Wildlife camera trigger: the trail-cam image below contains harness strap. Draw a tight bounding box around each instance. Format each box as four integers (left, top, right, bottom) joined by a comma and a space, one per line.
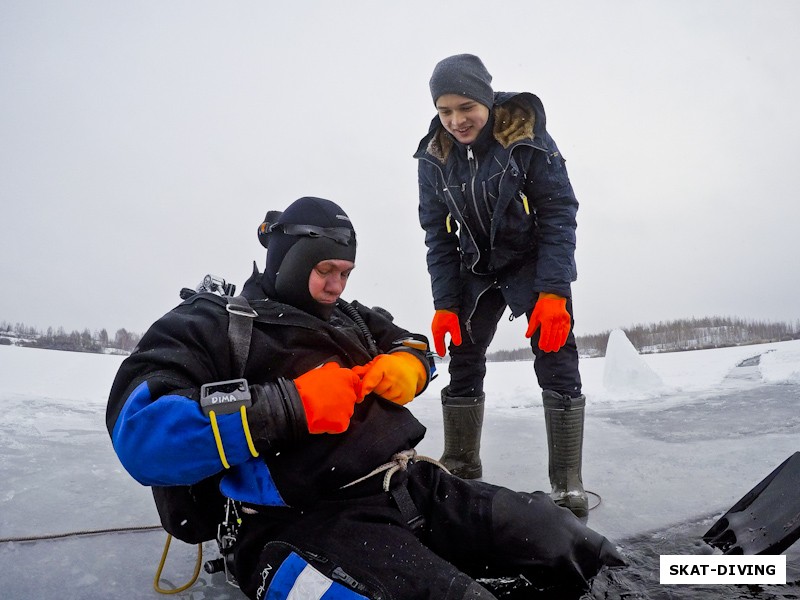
391, 484, 425, 533
226, 295, 257, 377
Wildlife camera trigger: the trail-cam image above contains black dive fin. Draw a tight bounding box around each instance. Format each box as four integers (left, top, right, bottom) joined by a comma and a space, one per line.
703, 451, 800, 555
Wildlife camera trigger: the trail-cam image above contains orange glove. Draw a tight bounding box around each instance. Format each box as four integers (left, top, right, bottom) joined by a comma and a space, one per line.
353, 352, 427, 405
431, 309, 462, 357
525, 293, 571, 352
293, 363, 363, 434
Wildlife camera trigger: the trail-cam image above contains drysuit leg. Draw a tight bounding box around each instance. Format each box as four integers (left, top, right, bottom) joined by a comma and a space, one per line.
406, 463, 624, 594
233, 493, 499, 600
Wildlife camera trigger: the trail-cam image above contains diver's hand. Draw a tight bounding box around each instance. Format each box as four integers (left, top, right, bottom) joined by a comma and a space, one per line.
293, 363, 362, 434
353, 352, 426, 405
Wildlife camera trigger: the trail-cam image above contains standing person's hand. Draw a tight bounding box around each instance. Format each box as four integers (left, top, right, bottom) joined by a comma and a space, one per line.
431, 309, 462, 357
525, 293, 570, 352
293, 363, 363, 434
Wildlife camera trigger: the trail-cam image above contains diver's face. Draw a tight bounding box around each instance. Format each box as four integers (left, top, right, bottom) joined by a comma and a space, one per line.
308, 259, 355, 305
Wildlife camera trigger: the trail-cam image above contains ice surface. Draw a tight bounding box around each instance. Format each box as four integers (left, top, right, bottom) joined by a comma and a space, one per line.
1, 338, 798, 598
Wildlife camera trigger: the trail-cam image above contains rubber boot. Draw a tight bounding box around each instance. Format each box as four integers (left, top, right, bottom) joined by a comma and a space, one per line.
543, 390, 589, 519
440, 389, 485, 479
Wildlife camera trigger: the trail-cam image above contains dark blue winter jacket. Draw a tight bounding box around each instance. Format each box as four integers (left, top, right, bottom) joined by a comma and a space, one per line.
415, 92, 578, 331
106, 269, 430, 509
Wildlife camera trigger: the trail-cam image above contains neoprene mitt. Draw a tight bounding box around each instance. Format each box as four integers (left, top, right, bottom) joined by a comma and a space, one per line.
431, 309, 462, 357
293, 363, 363, 434
353, 352, 427, 406
526, 293, 571, 352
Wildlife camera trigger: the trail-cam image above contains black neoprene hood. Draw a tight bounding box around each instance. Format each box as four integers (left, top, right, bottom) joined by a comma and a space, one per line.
261, 196, 357, 320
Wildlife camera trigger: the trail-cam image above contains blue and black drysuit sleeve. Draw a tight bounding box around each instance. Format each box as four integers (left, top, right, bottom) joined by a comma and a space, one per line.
106, 300, 307, 487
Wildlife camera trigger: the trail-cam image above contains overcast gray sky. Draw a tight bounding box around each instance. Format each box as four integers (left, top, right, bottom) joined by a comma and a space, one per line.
2, 0, 799, 352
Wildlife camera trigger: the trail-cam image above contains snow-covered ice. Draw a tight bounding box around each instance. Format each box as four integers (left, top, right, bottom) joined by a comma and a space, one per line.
1, 333, 798, 598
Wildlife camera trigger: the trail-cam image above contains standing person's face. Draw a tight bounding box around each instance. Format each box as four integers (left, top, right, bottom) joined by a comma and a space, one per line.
435, 94, 490, 145
308, 259, 355, 305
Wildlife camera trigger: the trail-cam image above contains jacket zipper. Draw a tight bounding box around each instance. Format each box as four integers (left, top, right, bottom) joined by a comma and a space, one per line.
490, 140, 545, 237
467, 145, 490, 238
419, 138, 548, 273
465, 279, 497, 340
419, 156, 483, 272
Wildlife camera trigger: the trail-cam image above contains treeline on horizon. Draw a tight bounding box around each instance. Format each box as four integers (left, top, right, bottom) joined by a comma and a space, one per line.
486, 315, 800, 362
2, 315, 800, 359
0, 321, 141, 353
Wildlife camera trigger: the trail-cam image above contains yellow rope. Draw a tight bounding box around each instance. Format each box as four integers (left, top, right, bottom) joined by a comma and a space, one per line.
209, 411, 231, 469
153, 533, 203, 595
239, 405, 260, 458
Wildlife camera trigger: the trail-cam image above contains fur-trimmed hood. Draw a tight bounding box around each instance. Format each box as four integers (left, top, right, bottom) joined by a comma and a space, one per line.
415, 91, 547, 164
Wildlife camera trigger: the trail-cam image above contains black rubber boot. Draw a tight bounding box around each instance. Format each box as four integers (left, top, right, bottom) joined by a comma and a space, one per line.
543, 390, 589, 519
440, 389, 485, 479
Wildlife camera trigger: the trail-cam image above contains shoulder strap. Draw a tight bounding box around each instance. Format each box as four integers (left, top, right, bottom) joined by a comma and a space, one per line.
225, 295, 257, 378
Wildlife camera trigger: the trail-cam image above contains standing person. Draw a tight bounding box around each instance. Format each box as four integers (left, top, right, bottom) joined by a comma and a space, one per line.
107, 196, 622, 599
415, 54, 588, 518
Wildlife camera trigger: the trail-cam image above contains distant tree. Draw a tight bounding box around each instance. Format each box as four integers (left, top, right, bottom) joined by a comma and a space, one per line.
114, 328, 131, 350
114, 328, 140, 352
80, 328, 100, 352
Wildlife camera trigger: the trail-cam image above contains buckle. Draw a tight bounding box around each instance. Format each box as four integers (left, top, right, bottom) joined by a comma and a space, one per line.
200, 378, 252, 416
226, 303, 257, 318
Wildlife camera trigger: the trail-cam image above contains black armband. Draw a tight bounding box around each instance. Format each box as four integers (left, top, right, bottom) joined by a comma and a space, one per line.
245, 378, 308, 452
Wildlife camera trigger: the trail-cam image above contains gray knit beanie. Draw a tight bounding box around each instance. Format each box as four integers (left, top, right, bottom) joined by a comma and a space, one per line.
429, 54, 494, 109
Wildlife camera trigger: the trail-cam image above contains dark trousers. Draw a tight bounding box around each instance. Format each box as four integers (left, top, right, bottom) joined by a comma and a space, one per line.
447, 286, 582, 398
234, 462, 622, 600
